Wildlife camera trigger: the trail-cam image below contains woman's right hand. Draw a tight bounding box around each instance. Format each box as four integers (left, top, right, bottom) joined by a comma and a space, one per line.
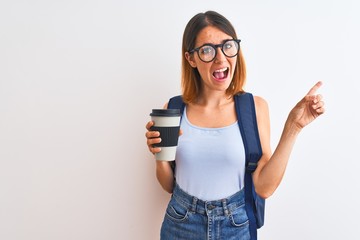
145, 121, 162, 154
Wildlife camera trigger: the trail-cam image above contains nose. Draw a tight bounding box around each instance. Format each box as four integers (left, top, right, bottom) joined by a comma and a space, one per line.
214, 47, 226, 63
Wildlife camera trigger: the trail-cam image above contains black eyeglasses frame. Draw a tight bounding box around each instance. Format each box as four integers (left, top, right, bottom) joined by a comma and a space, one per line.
188, 39, 241, 63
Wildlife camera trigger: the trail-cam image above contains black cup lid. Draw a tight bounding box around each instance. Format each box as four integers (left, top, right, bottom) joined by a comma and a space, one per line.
150, 109, 180, 117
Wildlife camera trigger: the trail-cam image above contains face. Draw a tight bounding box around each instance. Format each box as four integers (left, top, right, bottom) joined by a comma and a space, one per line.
185, 26, 237, 94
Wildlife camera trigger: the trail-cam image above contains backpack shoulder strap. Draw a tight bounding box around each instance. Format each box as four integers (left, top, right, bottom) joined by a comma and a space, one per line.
234, 92, 264, 239
234, 92, 262, 172
167, 95, 185, 115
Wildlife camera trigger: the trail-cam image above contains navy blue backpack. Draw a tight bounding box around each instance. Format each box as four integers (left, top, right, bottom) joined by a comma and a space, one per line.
168, 92, 265, 240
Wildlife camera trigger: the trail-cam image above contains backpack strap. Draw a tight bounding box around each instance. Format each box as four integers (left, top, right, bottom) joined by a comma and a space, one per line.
168, 95, 185, 115
235, 92, 264, 240
234, 93, 262, 172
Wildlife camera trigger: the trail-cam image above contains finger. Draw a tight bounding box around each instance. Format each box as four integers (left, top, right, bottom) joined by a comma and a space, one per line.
149, 146, 162, 154
145, 132, 160, 140
304, 94, 316, 103
316, 106, 325, 114
305, 94, 323, 104
306, 81, 323, 96
146, 137, 158, 146
147, 137, 162, 151
147, 143, 161, 154
315, 102, 325, 114
145, 121, 154, 131
312, 100, 324, 110
313, 94, 323, 104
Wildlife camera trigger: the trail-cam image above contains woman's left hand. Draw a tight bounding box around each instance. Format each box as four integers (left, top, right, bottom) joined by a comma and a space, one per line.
287, 81, 325, 131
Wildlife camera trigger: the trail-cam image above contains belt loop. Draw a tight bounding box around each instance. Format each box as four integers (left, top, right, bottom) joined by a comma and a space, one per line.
222, 199, 229, 216
191, 197, 198, 213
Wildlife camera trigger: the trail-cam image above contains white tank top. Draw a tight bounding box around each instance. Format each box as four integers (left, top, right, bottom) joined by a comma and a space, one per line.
175, 107, 246, 201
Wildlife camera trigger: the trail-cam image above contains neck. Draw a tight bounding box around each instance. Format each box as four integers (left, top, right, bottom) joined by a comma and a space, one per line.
196, 91, 233, 108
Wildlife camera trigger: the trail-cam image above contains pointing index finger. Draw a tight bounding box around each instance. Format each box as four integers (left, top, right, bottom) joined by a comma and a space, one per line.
306, 81, 323, 96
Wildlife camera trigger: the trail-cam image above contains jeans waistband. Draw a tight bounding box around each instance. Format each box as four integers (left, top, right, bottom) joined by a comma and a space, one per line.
172, 183, 245, 217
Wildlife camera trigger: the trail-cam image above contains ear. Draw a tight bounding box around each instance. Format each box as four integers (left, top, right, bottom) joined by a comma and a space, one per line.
185, 52, 197, 68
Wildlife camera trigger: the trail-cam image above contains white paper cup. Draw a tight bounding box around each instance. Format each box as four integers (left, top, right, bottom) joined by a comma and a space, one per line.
150, 109, 181, 161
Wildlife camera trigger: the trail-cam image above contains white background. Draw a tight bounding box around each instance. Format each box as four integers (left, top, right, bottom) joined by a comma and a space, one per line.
0, 0, 359, 239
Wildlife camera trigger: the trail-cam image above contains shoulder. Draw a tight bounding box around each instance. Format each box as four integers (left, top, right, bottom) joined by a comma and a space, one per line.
163, 102, 169, 109
253, 95, 268, 109
253, 95, 269, 118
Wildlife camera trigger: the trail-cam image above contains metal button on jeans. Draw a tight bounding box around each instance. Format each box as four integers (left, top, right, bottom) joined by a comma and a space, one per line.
208, 204, 216, 210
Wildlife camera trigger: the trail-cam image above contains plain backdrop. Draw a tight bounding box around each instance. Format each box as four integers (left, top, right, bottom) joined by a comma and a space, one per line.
1, 0, 359, 239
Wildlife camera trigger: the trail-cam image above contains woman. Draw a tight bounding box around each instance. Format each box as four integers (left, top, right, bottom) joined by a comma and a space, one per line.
145, 10, 324, 240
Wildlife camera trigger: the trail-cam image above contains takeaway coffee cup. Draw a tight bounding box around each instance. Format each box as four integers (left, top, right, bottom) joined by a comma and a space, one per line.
150, 109, 181, 161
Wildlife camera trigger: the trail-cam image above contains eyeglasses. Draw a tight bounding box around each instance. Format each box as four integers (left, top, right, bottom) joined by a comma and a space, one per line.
188, 39, 241, 63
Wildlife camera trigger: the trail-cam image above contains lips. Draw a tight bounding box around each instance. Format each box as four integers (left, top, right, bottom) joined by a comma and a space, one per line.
212, 67, 229, 80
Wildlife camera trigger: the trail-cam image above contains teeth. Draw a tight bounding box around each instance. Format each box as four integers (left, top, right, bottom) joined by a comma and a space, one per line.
214, 67, 228, 73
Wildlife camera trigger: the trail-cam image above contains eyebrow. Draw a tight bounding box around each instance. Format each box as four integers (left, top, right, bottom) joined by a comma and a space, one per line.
196, 38, 233, 48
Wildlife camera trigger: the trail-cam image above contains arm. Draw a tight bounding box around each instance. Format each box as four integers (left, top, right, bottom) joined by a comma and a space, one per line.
145, 120, 175, 193
253, 81, 325, 199
145, 102, 175, 193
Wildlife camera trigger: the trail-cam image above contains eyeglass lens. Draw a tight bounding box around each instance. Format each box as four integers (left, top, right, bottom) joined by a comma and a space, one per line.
197, 40, 239, 62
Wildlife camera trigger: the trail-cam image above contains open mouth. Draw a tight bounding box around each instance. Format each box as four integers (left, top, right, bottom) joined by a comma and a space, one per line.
212, 67, 229, 80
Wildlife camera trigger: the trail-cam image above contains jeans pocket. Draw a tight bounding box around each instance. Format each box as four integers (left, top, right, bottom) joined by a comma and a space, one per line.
229, 204, 249, 228
165, 198, 189, 223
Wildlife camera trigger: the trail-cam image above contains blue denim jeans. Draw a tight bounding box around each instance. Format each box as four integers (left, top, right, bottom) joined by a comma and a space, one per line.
160, 184, 251, 240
